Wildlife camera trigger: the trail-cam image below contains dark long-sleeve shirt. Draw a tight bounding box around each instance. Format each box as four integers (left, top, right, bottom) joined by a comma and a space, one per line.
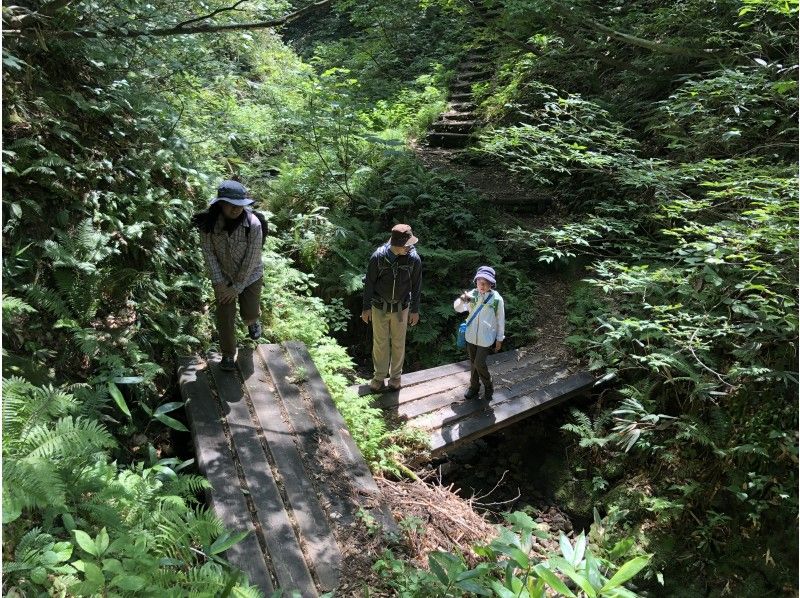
362, 243, 422, 313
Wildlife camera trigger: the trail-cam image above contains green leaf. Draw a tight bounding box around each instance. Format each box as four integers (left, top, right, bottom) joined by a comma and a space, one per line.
428, 552, 450, 586
490, 580, 519, 598
96, 528, 109, 556
154, 413, 189, 432
533, 563, 576, 597
110, 574, 146, 591
31, 566, 48, 584
209, 530, 250, 555
74, 530, 99, 556
107, 382, 131, 418
154, 401, 184, 416
505, 511, 536, 532
601, 555, 651, 591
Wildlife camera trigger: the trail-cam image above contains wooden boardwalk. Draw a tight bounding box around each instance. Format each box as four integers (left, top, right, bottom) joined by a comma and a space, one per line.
178, 342, 396, 597
351, 347, 594, 456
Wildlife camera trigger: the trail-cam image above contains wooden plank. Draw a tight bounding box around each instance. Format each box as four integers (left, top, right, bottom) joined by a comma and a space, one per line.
429, 372, 595, 454
238, 348, 341, 593
411, 365, 570, 430
282, 341, 399, 536
382, 354, 555, 419
178, 358, 274, 593
375, 350, 549, 409
282, 342, 377, 495
208, 356, 317, 597
351, 348, 530, 396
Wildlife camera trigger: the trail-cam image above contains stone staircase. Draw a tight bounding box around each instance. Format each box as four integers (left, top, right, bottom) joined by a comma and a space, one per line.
426, 46, 492, 149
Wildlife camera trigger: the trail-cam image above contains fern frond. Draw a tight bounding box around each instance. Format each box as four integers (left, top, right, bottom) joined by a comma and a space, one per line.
21, 416, 115, 460
4, 458, 67, 510
24, 283, 72, 319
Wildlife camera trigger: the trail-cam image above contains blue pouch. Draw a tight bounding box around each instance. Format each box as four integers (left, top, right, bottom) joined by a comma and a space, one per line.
456, 322, 467, 349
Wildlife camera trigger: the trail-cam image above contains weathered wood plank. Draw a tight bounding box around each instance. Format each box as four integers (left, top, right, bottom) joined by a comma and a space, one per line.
282, 342, 377, 495
374, 351, 549, 410
208, 356, 317, 597
351, 348, 530, 396
238, 348, 341, 593
429, 372, 595, 454
283, 341, 399, 536
411, 366, 570, 430
178, 358, 274, 593
386, 355, 557, 420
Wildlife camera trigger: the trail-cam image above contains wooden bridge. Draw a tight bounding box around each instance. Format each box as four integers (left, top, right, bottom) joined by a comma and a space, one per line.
179, 343, 593, 596
351, 347, 594, 456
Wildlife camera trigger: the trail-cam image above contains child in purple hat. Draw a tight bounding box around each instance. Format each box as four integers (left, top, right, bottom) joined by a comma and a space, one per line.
454, 266, 506, 401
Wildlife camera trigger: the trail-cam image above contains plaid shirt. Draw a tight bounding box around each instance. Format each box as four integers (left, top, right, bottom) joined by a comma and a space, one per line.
200, 211, 263, 294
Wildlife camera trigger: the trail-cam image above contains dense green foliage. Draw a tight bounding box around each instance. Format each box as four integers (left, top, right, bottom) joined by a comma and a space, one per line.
3, 0, 796, 595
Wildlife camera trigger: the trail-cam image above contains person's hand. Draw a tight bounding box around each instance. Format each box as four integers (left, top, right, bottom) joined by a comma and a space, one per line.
216, 285, 237, 304
409, 312, 420, 327
361, 309, 372, 323
494, 340, 503, 352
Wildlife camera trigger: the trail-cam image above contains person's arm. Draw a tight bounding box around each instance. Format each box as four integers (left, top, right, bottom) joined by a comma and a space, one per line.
200, 231, 227, 286
232, 217, 263, 294
495, 295, 506, 351
361, 253, 379, 322
454, 291, 471, 313
409, 255, 422, 314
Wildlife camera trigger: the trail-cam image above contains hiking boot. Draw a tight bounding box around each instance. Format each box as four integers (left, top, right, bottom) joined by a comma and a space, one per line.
220, 355, 236, 371
463, 386, 480, 400
369, 379, 387, 393
248, 321, 262, 340
388, 378, 402, 391
482, 386, 494, 401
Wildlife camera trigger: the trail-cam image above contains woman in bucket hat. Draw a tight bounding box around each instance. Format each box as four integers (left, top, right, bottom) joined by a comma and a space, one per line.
193, 180, 264, 371
454, 265, 506, 401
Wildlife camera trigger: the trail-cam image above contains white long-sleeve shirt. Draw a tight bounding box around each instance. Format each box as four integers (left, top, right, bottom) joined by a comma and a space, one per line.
454, 289, 505, 348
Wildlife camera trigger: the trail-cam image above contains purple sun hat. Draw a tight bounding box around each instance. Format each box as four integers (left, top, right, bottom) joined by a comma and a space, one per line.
209, 180, 255, 207
474, 266, 496, 286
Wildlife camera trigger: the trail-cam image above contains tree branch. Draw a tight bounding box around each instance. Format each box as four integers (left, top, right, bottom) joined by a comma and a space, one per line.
582, 17, 717, 58
4, 0, 334, 39
174, 0, 250, 30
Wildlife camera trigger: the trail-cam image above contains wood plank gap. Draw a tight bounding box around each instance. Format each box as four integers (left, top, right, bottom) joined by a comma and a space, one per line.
239, 348, 341, 593
283, 341, 399, 536
178, 358, 274, 593
209, 355, 317, 597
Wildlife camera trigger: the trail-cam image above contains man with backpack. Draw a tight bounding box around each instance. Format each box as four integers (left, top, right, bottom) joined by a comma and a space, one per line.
361, 224, 422, 392
194, 180, 265, 371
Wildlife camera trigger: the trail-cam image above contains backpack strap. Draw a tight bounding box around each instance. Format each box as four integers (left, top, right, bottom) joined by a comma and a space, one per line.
465, 292, 493, 327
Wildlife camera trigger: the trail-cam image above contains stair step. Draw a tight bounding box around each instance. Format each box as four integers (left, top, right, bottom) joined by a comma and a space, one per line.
431, 121, 478, 134
450, 92, 473, 101
455, 71, 491, 81
441, 110, 476, 119
427, 132, 474, 148
449, 101, 477, 111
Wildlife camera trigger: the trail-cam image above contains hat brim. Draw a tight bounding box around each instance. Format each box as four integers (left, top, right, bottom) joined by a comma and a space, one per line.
209, 197, 254, 207
474, 274, 496, 285
389, 234, 419, 247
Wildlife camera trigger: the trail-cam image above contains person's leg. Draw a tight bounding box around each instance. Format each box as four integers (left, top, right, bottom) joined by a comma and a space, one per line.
388, 308, 409, 388
239, 277, 263, 339
239, 277, 263, 325
473, 345, 493, 399
371, 307, 390, 389
464, 342, 480, 399
215, 290, 238, 369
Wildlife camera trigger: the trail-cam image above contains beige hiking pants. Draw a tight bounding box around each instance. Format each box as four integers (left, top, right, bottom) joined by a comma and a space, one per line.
371, 306, 409, 384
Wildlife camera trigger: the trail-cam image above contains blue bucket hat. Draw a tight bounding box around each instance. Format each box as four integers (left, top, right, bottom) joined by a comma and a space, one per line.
474, 265, 496, 287
209, 180, 254, 207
